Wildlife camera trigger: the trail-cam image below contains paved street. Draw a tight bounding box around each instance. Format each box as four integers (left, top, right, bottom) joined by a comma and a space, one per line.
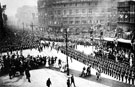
0, 46, 135, 87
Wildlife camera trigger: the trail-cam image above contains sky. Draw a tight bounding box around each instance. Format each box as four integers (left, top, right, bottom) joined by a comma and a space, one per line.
1, 0, 37, 16
1, 0, 135, 16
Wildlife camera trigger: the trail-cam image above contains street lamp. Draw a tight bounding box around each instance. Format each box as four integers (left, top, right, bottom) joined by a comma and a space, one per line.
61, 25, 70, 76
22, 22, 24, 33
89, 29, 93, 44
99, 30, 103, 48
89, 29, 94, 52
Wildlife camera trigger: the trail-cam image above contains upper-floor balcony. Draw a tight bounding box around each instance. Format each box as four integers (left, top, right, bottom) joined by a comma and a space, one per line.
52, 0, 99, 5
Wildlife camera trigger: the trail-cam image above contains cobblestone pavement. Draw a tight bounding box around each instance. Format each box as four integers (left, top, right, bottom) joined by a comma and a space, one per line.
0, 46, 135, 87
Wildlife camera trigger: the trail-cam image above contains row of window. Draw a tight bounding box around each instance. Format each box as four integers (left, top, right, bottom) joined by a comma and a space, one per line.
49, 20, 104, 25
54, 9, 93, 15
118, 2, 129, 7
130, 5, 135, 12
56, 0, 97, 2
118, 18, 135, 23
54, 0, 98, 6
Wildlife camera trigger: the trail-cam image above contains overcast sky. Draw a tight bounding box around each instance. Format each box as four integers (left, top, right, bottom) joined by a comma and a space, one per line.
1, 0, 135, 16
1, 0, 37, 16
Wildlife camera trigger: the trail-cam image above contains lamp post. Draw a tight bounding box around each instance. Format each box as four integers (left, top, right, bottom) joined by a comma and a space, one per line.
22, 22, 24, 33
61, 24, 70, 76
30, 22, 34, 41
66, 28, 69, 76
89, 29, 94, 52
99, 30, 103, 48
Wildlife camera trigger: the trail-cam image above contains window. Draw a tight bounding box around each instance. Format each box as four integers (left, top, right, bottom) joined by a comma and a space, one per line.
69, 17, 74, 20
63, 17, 68, 20
58, 18, 61, 20
88, 2, 91, 5
88, 9, 92, 13
64, 10, 66, 14
75, 21, 80, 24
89, 20, 91, 23
75, 17, 80, 19
76, 9, 79, 14
82, 20, 87, 24
54, 11, 57, 14
69, 9, 72, 14
75, 3, 77, 6
69, 21, 74, 24
64, 4, 66, 7
82, 9, 86, 13
63, 21, 68, 24
57, 10, 61, 15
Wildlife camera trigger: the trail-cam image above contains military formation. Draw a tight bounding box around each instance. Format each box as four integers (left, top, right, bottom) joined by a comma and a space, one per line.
59, 46, 135, 85
0, 37, 135, 86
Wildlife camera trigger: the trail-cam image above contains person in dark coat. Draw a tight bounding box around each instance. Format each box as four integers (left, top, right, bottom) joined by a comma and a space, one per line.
9, 68, 12, 79
25, 68, 31, 82
125, 70, 128, 83
46, 78, 52, 87
67, 78, 70, 87
86, 65, 91, 76
132, 71, 134, 85
70, 74, 76, 87
96, 70, 100, 80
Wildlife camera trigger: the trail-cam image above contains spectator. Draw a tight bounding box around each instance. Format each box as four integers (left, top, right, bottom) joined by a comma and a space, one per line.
70, 74, 76, 87
67, 77, 70, 87
25, 68, 31, 82
46, 78, 52, 87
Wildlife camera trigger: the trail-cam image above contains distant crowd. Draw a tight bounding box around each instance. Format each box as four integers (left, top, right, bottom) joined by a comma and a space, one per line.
0, 35, 135, 86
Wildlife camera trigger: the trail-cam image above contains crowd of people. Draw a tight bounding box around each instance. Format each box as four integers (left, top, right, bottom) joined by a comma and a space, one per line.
80, 64, 91, 77
59, 45, 135, 85
94, 45, 133, 67
0, 33, 135, 86
0, 41, 69, 83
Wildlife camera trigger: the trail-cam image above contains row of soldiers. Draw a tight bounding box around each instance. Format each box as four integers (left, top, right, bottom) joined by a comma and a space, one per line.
92, 56, 135, 85
59, 46, 135, 85
0, 42, 39, 53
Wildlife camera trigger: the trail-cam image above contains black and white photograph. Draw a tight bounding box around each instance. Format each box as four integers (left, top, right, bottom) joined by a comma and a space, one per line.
0, 0, 135, 87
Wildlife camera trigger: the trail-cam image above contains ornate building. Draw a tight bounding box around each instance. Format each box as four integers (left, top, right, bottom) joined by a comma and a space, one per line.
38, 0, 118, 36
117, 0, 135, 39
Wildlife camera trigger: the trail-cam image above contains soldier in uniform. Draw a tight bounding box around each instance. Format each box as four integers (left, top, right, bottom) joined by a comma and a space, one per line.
114, 64, 116, 78
106, 62, 109, 75
118, 67, 121, 81
125, 70, 128, 83
102, 61, 105, 74
86, 64, 91, 76
133, 70, 135, 85
108, 61, 111, 76
111, 64, 114, 77
115, 65, 118, 79
131, 70, 135, 85
67, 78, 70, 87
128, 70, 132, 84
121, 67, 125, 82
104, 61, 107, 74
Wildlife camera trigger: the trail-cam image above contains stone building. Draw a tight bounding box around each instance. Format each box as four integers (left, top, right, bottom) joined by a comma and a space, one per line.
117, 0, 135, 39
38, 0, 118, 36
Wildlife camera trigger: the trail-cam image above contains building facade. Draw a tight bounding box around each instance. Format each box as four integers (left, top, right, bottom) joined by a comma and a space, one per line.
117, 0, 135, 39
38, 0, 118, 36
